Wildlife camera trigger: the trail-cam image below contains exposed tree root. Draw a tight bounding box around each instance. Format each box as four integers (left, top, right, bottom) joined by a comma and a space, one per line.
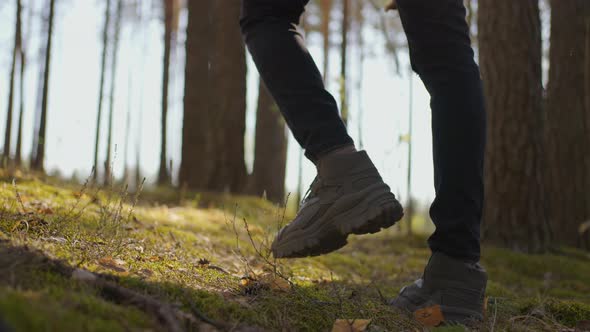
0, 242, 239, 332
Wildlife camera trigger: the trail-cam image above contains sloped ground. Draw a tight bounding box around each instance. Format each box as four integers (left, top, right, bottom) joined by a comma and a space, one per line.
0, 174, 589, 331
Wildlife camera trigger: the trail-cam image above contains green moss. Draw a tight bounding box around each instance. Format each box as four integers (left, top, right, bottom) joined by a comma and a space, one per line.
0, 287, 155, 332
1, 176, 589, 331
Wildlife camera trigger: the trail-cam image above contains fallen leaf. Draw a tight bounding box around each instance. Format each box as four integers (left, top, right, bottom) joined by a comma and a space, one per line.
259, 273, 291, 292
385, 0, 397, 11
98, 257, 128, 273
331, 319, 372, 332
138, 268, 154, 277
240, 277, 252, 287
38, 207, 54, 215
414, 305, 444, 327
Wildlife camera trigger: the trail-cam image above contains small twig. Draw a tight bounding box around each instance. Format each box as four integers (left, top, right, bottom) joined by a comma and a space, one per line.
12, 179, 27, 214
490, 297, 498, 332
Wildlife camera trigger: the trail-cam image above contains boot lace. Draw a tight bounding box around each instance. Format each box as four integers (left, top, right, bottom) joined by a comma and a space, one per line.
300, 176, 322, 209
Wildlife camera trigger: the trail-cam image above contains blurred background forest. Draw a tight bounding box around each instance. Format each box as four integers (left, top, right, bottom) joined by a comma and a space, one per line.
0, 0, 589, 253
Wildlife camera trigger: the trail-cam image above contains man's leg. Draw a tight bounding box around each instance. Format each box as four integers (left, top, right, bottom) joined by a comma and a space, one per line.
399, 0, 486, 264
240, 0, 352, 161
241, 0, 403, 258
390, 0, 487, 323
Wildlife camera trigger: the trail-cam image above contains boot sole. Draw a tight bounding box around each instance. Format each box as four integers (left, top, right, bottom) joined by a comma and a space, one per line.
272, 183, 404, 258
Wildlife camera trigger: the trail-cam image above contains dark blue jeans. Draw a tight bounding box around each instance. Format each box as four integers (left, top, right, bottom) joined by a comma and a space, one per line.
240, 0, 486, 262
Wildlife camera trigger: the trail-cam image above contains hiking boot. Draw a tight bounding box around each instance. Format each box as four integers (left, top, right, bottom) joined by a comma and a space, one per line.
271, 151, 403, 258
390, 252, 487, 324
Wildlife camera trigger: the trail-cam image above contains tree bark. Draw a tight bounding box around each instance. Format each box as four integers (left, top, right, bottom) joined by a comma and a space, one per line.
180, 0, 247, 193
319, 0, 333, 82
104, 0, 123, 185
180, 0, 212, 189
339, 0, 350, 125
545, 0, 590, 248
158, 0, 173, 185
479, 0, 550, 253
251, 80, 288, 204
32, 0, 56, 172
4, 0, 22, 164
93, 0, 111, 180
15, 0, 26, 167
208, 0, 248, 192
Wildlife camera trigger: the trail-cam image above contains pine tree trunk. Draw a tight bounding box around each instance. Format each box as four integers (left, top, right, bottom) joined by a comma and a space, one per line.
180, 0, 247, 193
4, 0, 22, 164
479, 0, 550, 253
545, 0, 590, 248
104, 0, 123, 185
251, 80, 288, 204
320, 0, 333, 82
15, 0, 26, 167
93, 0, 111, 180
179, 0, 212, 189
158, 0, 173, 185
208, 0, 247, 192
339, 0, 350, 125
355, 0, 365, 149
15, 46, 25, 167
32, 0, 56, 172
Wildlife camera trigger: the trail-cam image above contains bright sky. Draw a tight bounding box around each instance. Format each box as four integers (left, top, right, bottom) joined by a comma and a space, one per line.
0, 0, 482, 208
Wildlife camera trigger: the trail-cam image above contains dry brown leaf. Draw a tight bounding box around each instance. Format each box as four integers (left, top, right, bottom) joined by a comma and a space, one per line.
414, 305, 444, 327
259, 273, 291, 292
331, 319, 372, 332
240, 277, 252, 287
38, 207, 54, 215
385, 0, 397, 11
139, 268, 154, 277
98, 257, 128, 273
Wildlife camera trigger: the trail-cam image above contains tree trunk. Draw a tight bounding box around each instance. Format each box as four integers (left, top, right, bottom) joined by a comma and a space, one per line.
406, 70, 414, 236
319, 0, 333, 82
15, 0, 26, 167
208, 0, 247, 192
179, 0, 212, 189
15, 45, 25, 167
478, 0, 550, 253
4, 0, 22, 164
545, 0, 590, 248
32, 0, 56, 172
104, 0, 123, 185
251, 80, 288, 204
339, 0, 350, 125
158, 0, 173, 185
355, 0, 365, 149
93, 0, 111, 180
180, 0, 247, 193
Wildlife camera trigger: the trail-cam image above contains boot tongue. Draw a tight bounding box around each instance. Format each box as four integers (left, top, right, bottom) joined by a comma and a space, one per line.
318, 150, 373, 179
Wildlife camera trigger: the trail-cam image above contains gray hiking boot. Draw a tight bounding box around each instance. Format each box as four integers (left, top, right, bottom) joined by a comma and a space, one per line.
390, 252, 487, 324
271, 151, 403, 258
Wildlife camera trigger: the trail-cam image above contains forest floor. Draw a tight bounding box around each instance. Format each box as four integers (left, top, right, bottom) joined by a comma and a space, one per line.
0, 172, 589, 332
